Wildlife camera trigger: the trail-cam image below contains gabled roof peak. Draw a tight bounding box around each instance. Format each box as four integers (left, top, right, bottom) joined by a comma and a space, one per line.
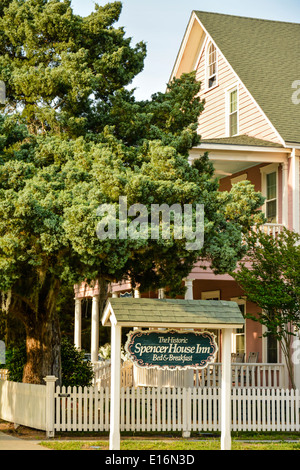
192, 10, 300, 144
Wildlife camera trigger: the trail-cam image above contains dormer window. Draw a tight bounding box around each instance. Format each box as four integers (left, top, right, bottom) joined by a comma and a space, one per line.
207, 42, 217, 89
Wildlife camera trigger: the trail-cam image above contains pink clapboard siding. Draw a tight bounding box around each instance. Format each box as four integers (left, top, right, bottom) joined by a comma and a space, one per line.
196, 46, 281, 144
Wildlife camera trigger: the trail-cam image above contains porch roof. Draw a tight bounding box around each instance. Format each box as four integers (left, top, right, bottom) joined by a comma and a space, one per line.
102, 298, 245, 329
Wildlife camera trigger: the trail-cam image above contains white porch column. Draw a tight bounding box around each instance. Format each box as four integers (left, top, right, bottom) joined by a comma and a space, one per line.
221, 328, 232, 451
91, 295, 100, 363
282, 161, 289, 227
158, 288, 165, 299
74, 298, 82, 350
291, 150, 300, 233
134, 288, 141, 298
109, 317, 122, 450
184, 278, 194, 300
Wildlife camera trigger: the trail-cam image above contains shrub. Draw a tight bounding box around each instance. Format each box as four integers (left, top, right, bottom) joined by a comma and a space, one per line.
3, 339, 94, 386
61, 338, 94, 387
4, 344, 26, 382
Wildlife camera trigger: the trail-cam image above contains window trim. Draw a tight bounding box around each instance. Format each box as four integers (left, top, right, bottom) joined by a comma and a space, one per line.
260, 163, 279, 224
201, 290, 220, 300
225, 85, 239, 137
205, 41, 218, 91
231, 297, 246, 355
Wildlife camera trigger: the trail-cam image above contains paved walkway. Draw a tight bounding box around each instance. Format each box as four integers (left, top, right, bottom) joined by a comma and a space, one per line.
0, 431, 48, 450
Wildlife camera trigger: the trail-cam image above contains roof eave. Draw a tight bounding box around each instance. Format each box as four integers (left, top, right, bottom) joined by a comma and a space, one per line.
106, 321, 244, 329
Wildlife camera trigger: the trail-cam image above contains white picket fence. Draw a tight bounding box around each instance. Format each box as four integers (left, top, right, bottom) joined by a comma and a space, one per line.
1, 377, 299, 437
53, 385, 300, 435
0, 379, 47, 431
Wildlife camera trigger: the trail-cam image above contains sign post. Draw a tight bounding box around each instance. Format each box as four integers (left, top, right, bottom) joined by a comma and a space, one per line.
109, 316, 122, 450
221, 328, 233, 450
101, 298, 244, 452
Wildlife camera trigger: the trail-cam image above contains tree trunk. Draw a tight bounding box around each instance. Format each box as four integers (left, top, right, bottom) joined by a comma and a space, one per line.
10, 278, 62, 385
23, 312, 61, 385
280, 335, 296, 390
98, 277, 109, 320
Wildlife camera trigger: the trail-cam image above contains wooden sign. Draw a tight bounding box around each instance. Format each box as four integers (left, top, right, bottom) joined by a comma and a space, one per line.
125, 329, 218, 370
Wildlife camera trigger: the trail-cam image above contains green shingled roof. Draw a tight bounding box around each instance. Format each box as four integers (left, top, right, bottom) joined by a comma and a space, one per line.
102, 298, 245, 327
200, 135, 283, 147
194, 11, 300, 145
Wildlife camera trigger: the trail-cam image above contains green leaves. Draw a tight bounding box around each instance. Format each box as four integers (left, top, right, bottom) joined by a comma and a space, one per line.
0, 0, 146, 136
233, 228, 300, 337
0, 0, 266, 296
0, 1, 269, 383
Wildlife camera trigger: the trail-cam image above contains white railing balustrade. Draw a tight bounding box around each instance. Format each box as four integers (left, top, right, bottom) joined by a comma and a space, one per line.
94, 360, 133, 388
194, 363, 285, 389
0, 369, 9, 380
257, 223, 284, 237
93, 362, 286, 389
93, 360, 111, 388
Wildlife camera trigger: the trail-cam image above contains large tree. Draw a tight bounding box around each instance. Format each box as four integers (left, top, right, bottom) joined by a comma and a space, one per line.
0, 0, 264, 384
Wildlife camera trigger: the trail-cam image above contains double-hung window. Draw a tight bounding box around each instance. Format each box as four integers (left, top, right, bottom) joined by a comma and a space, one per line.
260, 164, 278, 223
266, 172, 277, 222
231, 297, 246, 356
228, 88, 238, 136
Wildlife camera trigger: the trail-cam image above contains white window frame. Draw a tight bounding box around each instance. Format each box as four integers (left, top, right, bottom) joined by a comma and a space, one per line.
205, 41, 218, 91
260, 163, 279, 224
201, 290, 220, 300
225, 85, 239, 137
231, 297, 246, 355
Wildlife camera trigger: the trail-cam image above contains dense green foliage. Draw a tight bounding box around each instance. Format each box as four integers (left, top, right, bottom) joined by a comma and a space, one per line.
1, 343, 26, 382
0, 1, 264, 383
2, 338, 94, 386
60, 338, 94, 387
233, 228, 300, 388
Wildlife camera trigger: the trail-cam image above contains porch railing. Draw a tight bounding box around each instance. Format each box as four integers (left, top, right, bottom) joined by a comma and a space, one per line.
93, 360, 133, 388
195, 363, 286, 389
259, 223, 284, 237
94, 362, 286, 389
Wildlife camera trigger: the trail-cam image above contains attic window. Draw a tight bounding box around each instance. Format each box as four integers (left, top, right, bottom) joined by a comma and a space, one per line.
207, 42, 217, 89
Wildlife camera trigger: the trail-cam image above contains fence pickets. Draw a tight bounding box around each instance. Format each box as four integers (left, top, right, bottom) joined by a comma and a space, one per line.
52, 386, 300, 434
1, 378, 299, 435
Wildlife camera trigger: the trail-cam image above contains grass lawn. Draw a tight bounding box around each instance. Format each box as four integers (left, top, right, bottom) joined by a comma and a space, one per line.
40, 433, 300, 451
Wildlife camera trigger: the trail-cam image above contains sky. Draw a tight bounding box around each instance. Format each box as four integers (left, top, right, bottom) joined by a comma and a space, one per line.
71, 0, 300, 101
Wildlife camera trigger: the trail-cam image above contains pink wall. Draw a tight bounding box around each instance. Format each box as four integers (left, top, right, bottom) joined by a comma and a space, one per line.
195, 43, 281, 144
193, 279, 263, 362
218, 163, 284, 225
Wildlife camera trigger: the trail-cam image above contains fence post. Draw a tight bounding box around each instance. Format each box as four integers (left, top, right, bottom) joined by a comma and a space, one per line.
44, 376, 57, 438
182, 388, 191, 438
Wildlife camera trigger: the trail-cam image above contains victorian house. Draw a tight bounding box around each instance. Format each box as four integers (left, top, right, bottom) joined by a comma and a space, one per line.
74, 11, 300, 388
